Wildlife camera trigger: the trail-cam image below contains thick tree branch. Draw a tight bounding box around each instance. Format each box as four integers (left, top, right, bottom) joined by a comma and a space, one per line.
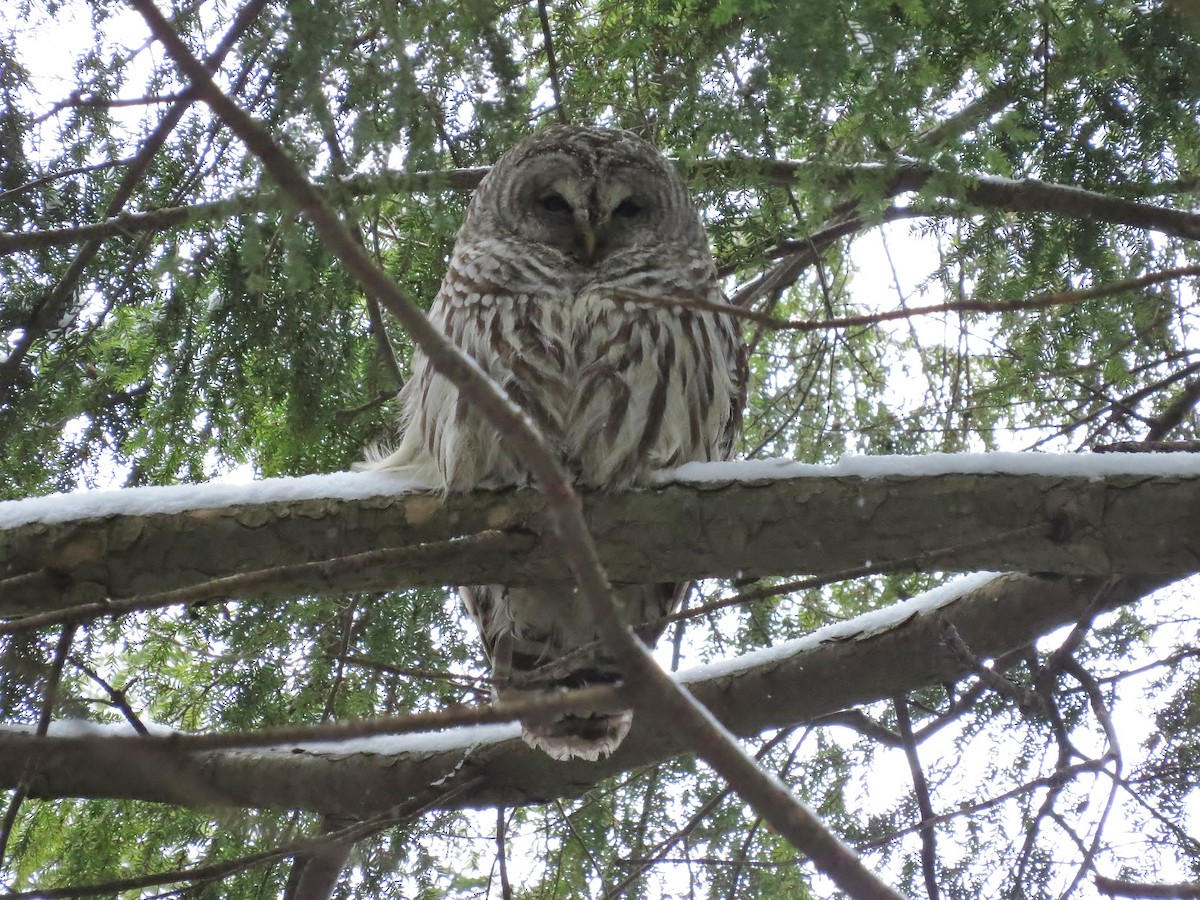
1094, 877, 1200, 898
4, 458, 1200, 618
0, 572, 1170, 816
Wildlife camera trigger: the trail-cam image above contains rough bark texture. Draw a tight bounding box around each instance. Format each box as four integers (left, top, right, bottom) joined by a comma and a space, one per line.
2, 466, 1199, 616
0, 572, 1170, 814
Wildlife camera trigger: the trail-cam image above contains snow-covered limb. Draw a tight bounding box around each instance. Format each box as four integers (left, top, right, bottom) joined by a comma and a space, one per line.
3, 453, 1200, 618
0, 571, 1168, 814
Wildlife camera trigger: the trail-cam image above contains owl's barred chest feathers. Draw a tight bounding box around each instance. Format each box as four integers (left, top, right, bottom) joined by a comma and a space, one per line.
414, 236, 738, 489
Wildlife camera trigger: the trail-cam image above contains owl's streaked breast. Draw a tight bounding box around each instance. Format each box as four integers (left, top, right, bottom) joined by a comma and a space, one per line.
362, 125, 747, 761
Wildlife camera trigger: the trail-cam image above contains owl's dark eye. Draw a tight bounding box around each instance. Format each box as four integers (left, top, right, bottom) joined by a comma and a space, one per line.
539, 193, 571, 214
613, 199, 642, 218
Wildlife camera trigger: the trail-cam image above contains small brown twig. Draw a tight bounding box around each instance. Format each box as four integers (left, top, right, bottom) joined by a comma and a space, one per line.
939, 622, 1052, 719
337, 655, 494, 696
0, 158, 135, 203
536, 0, 568, 124
603, 729, 796, 898
893, 696, 940, 900
0, 625, 76, 870
856, 757, 1112, 853
496, 807, 514, 900
627, 265, 1200, 333
67, 654, 149, 734
33, 91, 186, 125
1055, 656, 1123, 900
658, 524, 1040, 630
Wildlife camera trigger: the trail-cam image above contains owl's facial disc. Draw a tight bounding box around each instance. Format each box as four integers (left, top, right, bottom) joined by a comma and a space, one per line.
507, 148, 662, 265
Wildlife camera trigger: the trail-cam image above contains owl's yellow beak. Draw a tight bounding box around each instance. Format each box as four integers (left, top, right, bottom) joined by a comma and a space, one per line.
572, 208, 600, 263
581, 228, 598, 261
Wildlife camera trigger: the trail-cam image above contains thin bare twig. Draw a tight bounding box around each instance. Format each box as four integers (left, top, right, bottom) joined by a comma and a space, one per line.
496, 807, 514, 900
68, 654, 149, 734
338, 655, 494, 693
655, 524, 1040, 630
604, 729, 797, 898
856, 757, 1112, 852
33, 91, 186, 125
940, 622, 1051, 719
0, 158, 136, 203
0, 625, 76, 870
1056, 657, 1123, 900
536, 0, 568, 124
812, 710, 900, 746
893, 696, 940, 900
628, 266, 1200, 333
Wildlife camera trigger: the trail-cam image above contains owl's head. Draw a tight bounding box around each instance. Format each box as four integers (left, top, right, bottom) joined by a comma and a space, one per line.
470, 126, 704, 266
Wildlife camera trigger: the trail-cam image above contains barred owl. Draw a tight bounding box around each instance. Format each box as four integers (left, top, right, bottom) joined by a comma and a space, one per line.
368, 126, 745, 761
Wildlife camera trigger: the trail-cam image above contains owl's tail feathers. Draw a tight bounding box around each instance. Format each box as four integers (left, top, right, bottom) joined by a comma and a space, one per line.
493, 637, 633, 762
519, 709, 633, 762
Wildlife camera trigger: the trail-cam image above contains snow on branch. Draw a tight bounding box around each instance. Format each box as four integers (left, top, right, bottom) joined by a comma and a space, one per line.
3, 453, 1200, 620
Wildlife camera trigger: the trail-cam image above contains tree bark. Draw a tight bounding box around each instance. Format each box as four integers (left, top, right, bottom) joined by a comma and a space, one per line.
3, 458, 1200, 615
